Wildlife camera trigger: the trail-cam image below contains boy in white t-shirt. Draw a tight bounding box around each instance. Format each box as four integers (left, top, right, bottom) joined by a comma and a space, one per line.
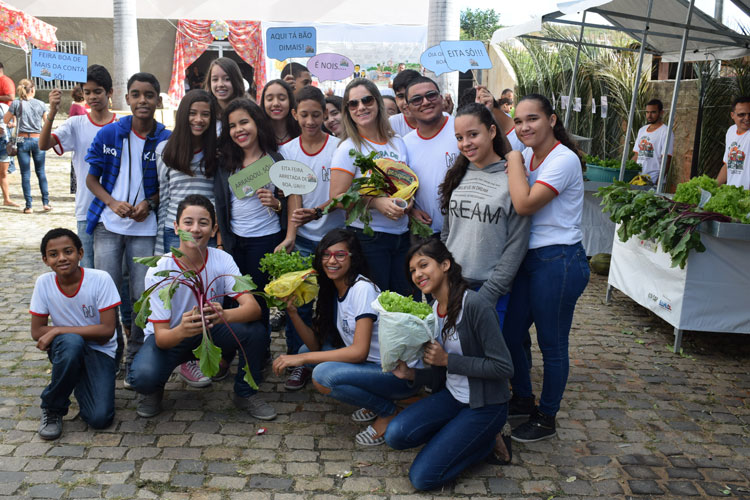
718, 96, 750, 189
279, 86, 343, 387
39, 65, 117, 268
128, 195, 275, 421
632, 99, 674, 184
30, 228, 121, 440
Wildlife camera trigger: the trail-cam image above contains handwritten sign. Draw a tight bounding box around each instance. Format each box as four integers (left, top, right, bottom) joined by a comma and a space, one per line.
269, 160, 317, 195
420, 45, 451, 76
228, 156, 275, 199
266, 27, 316, 61
439, 41, 492, 72
31, 49, 88, 82
307, 53, 353, 82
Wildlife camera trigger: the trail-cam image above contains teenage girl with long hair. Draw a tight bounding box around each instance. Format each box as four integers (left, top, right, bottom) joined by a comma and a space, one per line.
503, 93, 589, 442
204, 58, 245, 116
323, 95, 344, 138
272, 229, 418, 446
260, 79, 300, 146
438, 103, 529, 327
385, 238, 514, 491
329, 78, 411, 296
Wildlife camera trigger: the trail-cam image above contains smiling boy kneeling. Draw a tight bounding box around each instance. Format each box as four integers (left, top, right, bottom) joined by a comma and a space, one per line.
128, 195, 275, 420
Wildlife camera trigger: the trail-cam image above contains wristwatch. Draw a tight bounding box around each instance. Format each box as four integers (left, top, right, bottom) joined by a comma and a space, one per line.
314, 207, 323, 220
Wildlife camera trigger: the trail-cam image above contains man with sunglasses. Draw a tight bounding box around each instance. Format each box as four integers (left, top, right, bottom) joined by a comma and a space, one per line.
402, 77, 459, 239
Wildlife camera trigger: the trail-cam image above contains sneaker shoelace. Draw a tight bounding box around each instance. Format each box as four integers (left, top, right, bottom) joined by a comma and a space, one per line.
42, 412, 60, 426
185, 360, 207, 380
288, 366, 306, 382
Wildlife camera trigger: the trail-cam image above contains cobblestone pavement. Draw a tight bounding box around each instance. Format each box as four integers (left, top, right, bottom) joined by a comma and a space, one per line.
1, 156, 749, 500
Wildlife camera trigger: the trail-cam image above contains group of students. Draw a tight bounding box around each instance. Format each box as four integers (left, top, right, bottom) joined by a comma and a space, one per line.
30, 59, 591, 490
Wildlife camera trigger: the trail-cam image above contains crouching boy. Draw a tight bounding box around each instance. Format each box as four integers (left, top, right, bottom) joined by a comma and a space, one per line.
30, 228, 121, 440
128, 195, 276, 420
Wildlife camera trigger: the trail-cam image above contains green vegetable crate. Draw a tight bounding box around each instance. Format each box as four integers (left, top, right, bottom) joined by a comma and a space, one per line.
585, 164, 639, 183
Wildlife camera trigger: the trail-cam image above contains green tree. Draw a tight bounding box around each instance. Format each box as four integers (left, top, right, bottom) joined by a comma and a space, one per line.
460, 8, 501, 42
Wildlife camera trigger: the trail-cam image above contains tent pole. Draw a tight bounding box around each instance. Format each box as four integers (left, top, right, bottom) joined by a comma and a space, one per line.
564, 11, 586, 129
656, 0, 695, 194
619, 0, 653, 181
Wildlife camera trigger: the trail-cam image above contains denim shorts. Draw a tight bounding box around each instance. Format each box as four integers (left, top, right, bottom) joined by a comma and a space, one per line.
0, 135, 10, 163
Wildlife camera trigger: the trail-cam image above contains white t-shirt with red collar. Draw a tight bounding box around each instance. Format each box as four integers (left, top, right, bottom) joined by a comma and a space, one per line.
506, 128, 525, 152
280, 134, 344, 242
403, 115, 459, 233
52, 113, 118, 221
144, 248, 247, 338
389, 113, 417, 138
522, 142, 584, 249
723, 124, 750, 189
633, 123, 674, 182
29, 268, 121, 357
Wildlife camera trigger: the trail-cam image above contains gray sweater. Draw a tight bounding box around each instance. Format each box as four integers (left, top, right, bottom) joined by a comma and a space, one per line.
441, 160, 530, 305
413, 291, 514, 408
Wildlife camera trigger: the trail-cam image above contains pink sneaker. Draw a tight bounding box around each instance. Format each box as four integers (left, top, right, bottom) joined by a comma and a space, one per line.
179, 360, 211, 388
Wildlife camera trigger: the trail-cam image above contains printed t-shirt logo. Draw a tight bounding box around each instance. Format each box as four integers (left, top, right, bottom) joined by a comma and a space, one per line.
638, 137, 655, 158
728, 142, 746, 172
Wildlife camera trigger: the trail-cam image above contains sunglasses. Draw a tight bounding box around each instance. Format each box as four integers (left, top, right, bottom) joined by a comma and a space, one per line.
322, 250, 351, 262
408, 90, 440, 107
347, 95, 376, 110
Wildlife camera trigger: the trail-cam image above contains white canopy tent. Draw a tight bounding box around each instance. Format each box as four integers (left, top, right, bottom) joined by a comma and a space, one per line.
492, 0, 750, 193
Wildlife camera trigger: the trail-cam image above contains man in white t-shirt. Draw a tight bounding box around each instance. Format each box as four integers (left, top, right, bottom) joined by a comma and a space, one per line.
39, 65, 117, 268
718, 96, 750, 189
30, 228, 121, 440
632, 99, 674, 184
402, 76, 459, 236
389, 69, 421, 137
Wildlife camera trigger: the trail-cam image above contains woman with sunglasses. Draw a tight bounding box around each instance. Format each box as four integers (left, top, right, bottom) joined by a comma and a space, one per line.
272, 229, 418, 446
329, 78, 411, 296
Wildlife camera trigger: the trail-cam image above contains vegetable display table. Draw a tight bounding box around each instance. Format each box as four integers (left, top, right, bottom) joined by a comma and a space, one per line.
582, 182, 650, 256
606, 221, 750, 352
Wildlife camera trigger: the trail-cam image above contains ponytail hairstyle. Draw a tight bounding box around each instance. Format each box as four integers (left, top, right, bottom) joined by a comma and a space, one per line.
213, 98, 277, 177
405, 238, 468, 341
517, 93, 584, 168
162, 90, 217, 177
260, 79, 301, 140
439, 103, 511, 215
311, 229, 372, 347
17, 79, 34, 101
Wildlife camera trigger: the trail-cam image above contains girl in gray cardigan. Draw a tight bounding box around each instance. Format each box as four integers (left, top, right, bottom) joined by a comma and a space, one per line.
386, 238, 514, 490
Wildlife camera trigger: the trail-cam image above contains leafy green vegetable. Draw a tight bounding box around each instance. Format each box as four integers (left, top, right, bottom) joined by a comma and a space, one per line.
133, 255, 162, 267
583, 154, 640, 171
673, 175, 718, 205
192, 330, 222, 378
378, 291, 433, 320
703, 184, 750, 221
259, 251, 312, 279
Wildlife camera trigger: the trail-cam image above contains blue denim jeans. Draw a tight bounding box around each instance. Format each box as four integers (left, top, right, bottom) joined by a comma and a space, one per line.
40, 334, 116, 429
128, 320, 268, 398
76, 220, 95, 269
385, 389, 508, 491
231, 231, 283, 330
502, 242, 589, 416
93, 224, 155, 365
312, 361, 418, 417
284, 235, 318, 355
350, 227, 411, 296
16, 137, 48, 209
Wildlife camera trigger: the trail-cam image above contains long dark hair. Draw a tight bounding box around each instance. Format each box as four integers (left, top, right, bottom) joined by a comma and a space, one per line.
440, 103, 511, 215
204, 57, 245, 108
212, 98, 277, 176
161, 90, 217, 177
405, 238, 468, 341
517, 93, 584, 168
260, 79, 301, 141
311, 229, 372, 347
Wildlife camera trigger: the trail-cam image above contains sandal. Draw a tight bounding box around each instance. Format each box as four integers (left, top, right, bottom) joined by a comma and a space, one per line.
355, 425, 385, 446
351, 407, 377, 423
23, 207, 32, 214
43, 205, 52, 212
486, 423, 513, 465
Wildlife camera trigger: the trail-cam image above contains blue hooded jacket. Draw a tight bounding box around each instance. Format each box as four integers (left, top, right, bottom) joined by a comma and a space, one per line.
85, 115, 171, 234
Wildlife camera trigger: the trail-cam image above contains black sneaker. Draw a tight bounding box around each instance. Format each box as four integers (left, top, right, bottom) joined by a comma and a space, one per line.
508, 395, 536, 418
269, 309, 286, 330
511, 408, 556, 442
38, 409, 63, 440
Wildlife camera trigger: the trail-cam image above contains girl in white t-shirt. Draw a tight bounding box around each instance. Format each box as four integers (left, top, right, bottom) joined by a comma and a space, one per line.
271, 229, 417, 446
204, 58, 245, 117
261, 79, 300, 146
504, 94, 590, 443
324, 96, 344, 138
329, 78, 412, 296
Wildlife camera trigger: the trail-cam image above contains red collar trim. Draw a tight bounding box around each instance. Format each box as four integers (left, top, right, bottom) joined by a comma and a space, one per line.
87, 112, 117, 128
172, 249, 208, 274
361, 134, 387, 145
506, 128, 515, 136
132, 129, 147, 140
300, 134, 330, 156
417, 116, 449, 140
530, 141, 561, 171
56, 267, 84, 298
405, 116, 417, 130
437, 306, 447, 318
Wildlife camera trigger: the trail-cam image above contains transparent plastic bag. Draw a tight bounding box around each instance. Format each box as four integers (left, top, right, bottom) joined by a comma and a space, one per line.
372, 295, 437, 372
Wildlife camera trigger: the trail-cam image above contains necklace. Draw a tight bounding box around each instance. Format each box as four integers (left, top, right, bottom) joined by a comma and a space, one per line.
276, 132, 290, 144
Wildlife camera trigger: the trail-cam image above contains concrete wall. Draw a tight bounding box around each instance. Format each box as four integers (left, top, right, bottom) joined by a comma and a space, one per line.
0, 18, 177, 110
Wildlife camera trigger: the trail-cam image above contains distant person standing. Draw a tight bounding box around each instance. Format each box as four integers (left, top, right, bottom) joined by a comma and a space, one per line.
281, 62, 312, 92
3, 79, 50, 213
69, 86, 87, 116
0, 62, 15, 106
501, 88, 514, 116
717, 96, 750, 189
632, 99, 674, 184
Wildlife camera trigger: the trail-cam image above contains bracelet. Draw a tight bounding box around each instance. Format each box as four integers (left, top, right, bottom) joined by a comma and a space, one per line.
272, 200, 282, 213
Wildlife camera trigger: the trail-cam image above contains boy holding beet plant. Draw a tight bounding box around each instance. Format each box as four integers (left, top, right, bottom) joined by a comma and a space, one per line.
128, 194, 276, 420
